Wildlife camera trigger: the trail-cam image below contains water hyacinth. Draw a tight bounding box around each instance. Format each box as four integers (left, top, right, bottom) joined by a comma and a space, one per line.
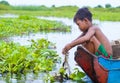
0, 38, 60, 74
0, 15, 70, 37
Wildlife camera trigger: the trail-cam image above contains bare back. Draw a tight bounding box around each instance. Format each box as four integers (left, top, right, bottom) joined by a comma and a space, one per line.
82, 25, 112, 55
92, 26, 112, 55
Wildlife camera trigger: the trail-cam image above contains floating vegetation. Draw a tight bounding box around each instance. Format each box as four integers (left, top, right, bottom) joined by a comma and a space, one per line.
0, 38, 85, 82
0, 38, 60, 74
45, 67, 85, 83
0, 15, 70, 37
44, 54, 86, 83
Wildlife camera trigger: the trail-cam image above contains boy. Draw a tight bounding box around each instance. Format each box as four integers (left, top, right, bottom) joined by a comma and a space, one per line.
62, 7, 112, 59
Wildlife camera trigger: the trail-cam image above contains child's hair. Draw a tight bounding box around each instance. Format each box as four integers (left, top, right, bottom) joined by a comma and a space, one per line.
73, 7, 92, 22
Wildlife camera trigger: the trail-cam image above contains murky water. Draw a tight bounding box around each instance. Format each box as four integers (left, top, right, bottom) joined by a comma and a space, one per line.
1, 15, 120, 83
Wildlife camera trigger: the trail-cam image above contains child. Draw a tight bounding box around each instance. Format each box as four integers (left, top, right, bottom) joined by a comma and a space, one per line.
62, 7, 112, 59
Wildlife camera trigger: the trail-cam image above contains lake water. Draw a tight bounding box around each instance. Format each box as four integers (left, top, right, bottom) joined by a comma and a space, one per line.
9, 16, 120, 69
1, 15, 120, 83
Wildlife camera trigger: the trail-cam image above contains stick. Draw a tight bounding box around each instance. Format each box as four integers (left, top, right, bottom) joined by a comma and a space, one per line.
62, 53, 71, 77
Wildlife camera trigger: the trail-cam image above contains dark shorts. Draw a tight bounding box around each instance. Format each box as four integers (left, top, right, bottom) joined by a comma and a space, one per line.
95, 44, 112, 59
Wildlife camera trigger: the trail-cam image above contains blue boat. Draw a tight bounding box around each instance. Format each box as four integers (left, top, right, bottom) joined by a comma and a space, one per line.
75, 46, 120, 83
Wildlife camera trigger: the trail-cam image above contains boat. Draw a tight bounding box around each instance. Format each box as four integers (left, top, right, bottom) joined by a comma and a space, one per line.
74, 46, 120, 83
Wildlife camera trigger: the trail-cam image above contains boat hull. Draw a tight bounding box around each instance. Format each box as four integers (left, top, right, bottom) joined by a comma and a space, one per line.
75, 46, 120, 83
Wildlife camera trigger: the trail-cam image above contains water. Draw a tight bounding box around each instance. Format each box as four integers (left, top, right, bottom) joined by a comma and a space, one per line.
9, 16, 120, 69
1, 15, 120, 83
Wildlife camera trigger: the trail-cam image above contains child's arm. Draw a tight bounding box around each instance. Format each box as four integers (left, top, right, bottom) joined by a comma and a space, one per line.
72, 32, 85, 42
62, 33, 84, 54
62, 27, 96, 54
70, 27, 95, 47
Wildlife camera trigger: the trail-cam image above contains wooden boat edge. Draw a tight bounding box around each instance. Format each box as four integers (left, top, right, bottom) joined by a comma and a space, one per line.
74, 46, 108, 83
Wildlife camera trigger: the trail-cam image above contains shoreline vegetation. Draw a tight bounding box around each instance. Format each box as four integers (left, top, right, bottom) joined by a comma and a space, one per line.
0, 5, 120, 21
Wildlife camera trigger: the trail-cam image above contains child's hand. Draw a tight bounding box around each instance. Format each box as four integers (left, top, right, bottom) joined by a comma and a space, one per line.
62, 43, 72, 55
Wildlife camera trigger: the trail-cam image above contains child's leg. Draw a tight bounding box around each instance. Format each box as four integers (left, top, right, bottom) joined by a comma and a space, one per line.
90, 36, 101, 52
90, 36, 112, 59
83, 41, 95, 54
83, 36, 100, 54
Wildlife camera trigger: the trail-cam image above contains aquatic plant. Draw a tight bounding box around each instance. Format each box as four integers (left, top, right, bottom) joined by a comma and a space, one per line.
0, 38, 60, 74
0, 15, 70, 37
46, 67, 85, 83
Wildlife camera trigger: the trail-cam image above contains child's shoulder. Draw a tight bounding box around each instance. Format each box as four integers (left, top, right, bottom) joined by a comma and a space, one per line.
91, 25, 99, 28
90, 25, 101, 30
